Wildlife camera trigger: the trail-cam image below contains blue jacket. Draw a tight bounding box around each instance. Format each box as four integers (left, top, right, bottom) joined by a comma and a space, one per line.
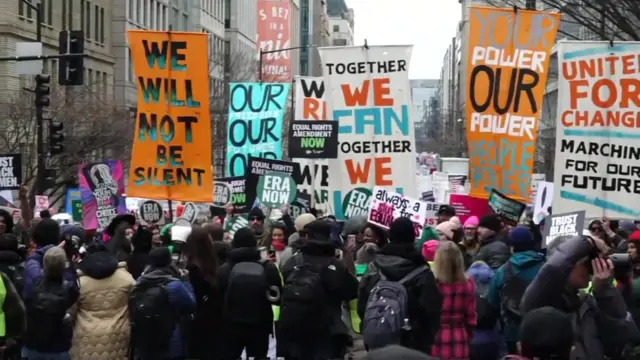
467, 261, 502, 346
488, 250, 545, 342
136, 267, 196, 360
24, 245, 78, 298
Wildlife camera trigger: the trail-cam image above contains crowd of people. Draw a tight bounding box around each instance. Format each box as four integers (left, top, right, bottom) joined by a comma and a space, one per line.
0, 188, 639, 360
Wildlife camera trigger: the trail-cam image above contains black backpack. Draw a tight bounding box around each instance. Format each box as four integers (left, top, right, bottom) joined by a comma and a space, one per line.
223, 259, 269, 324
501, 262, 535, 321
129, 276, 179, 356
475, 284, 497, 329
279, 254, 330, 338
26, 279, 70, 345
0, 263, 24, 297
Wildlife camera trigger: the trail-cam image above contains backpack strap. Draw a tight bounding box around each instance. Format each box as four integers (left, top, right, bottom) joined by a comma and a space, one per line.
398, 265, 429, 285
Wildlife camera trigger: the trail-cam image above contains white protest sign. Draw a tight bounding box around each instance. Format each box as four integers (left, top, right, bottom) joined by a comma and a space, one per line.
367, 186, 428, 239
533, 181, 553, 225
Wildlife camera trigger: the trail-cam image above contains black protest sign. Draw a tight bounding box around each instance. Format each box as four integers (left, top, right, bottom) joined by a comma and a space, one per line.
290, 191, 311, 219
292, 162, 330, 205
213, 181, 233, 207
488, 188, 526, 226
288, 120, 339, 159
421, 191, 435, 202
542, 210, 585, 246
0, 154, 22, 190
217, 176, 250, 213
247, 156, 300, 210
139, 200, 164, 225
181, 202, 198, 223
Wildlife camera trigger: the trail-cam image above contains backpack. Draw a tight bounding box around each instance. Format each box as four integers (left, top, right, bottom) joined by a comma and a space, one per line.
25, 279, 70, 345
362, 265, 428, 349
475, 283, 497, 329
0, 263, 24, 297
223, 259, 269, 324
501, 262, 535, 321
279, 254, 330, 338
129, 276, 179, 356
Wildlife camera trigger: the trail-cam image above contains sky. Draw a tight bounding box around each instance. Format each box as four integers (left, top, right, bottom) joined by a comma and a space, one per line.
345, 0, 462, 80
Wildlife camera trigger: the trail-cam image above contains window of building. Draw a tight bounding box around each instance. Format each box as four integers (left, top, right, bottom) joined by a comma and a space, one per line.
137, 0, 142, 23
173, 8, 179, 29
94, 5, 100, 41
62, 0, 67, 29
127, 0, 133, 20
102, 72, 108, 100
182, 14, 188, 30
100, 8, 105, 43
85, 1, 91, 39
333, 24, 339, 32
144, 0, 150, 27
68, 0, 73, 29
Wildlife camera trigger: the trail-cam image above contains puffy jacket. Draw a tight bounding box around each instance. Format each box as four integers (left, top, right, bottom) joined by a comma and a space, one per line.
24, 245, 78, 298
475, 235, 511, 270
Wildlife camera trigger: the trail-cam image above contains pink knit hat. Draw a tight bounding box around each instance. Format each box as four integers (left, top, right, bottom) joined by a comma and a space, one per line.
436, 220, 459, 240
422, 240, 439, 262
464, 215, 480, 229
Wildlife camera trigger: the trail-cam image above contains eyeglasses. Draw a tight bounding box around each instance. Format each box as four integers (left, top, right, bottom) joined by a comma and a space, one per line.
590, 227, 603, 232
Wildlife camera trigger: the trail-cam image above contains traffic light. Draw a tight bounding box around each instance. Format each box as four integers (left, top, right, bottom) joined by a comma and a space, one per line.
58, 30, 84, 86
49, 121, 64, 155
42, 168, 57, 190
35, 74, 50, 107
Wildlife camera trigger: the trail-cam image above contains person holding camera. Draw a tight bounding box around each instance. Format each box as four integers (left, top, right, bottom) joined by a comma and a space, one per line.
521, 234, 637, 360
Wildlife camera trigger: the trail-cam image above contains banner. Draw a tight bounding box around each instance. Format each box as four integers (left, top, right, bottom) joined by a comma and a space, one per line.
368, 187, 427, 238
294, 76, 327, 120
466, 7, 560, 201
291, 163, 331, 213
449, 194, 491, 224
319, 45, 417, 220
554, 41, 640, 218
128, 30, 213, 202
258, 0, 292, 82
65, 188, 81, 213
542, 210, 585, 246
488, 188, 526, 226
79, 160, 127, 230
0, 154, 21, 190
227, 83, 290, 177
288, 120, 339, 158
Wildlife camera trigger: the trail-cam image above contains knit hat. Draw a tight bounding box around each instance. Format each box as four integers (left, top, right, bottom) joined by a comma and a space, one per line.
507, 225, 535, 252
389, 217, 416, 244
31, 218, 61, 247
448, 216, 461, 228
422, 240, 439, 262
232, 227, 257, 248
365, 345, 436, 360
479, 214, 502, 233
356, 243, 379, 264
148, 246, 172, 268
303, 220, 332, 242
294, 213, 316, 232
464, 216, 480, 229
436, 220, 459, 240
630, 230, 640, 242
520, 306, 574, 358
248, 207, 265, 220
620, 220, 637, 233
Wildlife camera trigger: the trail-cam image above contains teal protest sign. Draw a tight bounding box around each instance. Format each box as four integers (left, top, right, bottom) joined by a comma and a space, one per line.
257, 172, 297, 208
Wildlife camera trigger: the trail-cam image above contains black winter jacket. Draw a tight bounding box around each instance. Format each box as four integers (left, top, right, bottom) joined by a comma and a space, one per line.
475, 234, 511, 270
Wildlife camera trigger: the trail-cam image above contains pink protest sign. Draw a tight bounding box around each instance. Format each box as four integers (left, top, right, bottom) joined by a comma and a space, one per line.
449, 194, 490, 224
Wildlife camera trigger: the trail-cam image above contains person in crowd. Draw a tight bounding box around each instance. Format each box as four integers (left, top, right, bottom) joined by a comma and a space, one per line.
365, 345, 437, 360
24, 219, 77, 298
436, 205, 456, 224
24, 247, 77, 360
416, 226, 439, 253
0, 208, 15, 236
247, 207, 272, 248
342, 215, 368, 254
71, 240, 135, 360
151, 226, 163, 248
475, 215, 511, 270
271, 221, 288, 261
105, 214, 136, 262
126, 226, 153, 280
131, 247, 195, 360
281, 220, 358, 359
590, 218, 628, 253
431, 241, 477, 360
358, 217, 443, 355
355, 242, 378, 277
488, 225, 545, 353
217, 228, 281, 360
467, 261, 500, 360
422, 240, 439, 266
502, 307, 574, 360
462, 216, 480, 256
294, 213, 316, 236
204, 222, 229, 264
521, 235, 635, 360
363, 224, 388, 249
0, 228, 27, 297
277, 232, 302, 269
0, 230, 26, 360
436, 218, 461, 242
183, 227, 223, 360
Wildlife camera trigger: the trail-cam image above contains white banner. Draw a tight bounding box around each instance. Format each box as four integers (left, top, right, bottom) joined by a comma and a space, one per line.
319, 45, 417, 220
554, 41, 640, 218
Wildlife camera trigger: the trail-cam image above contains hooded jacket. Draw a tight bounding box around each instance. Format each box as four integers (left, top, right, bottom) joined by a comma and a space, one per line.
358, 243, 443, 354
24, 245, 78, 298
467, 261, 501, 345
475, 233, 511, 270
126, 229, 153, 280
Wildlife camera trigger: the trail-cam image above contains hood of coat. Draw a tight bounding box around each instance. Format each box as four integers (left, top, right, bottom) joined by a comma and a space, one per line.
374, 243, 426, 281
467, 261, 494, 285
78, 251, 121, 279
299, 238, 336, 257
227, 247, 261, 263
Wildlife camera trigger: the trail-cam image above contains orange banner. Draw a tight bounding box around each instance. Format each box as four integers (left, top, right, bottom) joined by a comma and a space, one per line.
258, 0, 292, 82
466, 6, 560, 201
127, 31, 213, 202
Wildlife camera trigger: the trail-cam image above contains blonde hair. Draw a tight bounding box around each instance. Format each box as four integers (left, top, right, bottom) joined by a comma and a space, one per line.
433, 241, 467, 284
43, 247, 67, 280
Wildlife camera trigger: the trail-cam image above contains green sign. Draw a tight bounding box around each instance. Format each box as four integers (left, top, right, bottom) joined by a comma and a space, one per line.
224, 214, 249, 238
257, 172, 297, 208
71, 200, 83, 222
342, 187, 372, 219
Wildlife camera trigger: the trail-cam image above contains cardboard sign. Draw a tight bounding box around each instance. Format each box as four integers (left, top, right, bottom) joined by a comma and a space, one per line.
180, 202, 198, 224
288, 120, 339, 159
542, 210, 585, 245
0, 154, 22, 191
367, 186, 428, 239
213, 181, 233, 207
139, 200, 164, 225
217, 176, 249, 213
423, 201, 443, 227
257, 172, 297, 208
488, 188, 526, 226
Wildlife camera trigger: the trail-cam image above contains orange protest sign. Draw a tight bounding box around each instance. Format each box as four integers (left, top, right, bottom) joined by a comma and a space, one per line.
127, 31, 213, 202
466, 7, 559, 201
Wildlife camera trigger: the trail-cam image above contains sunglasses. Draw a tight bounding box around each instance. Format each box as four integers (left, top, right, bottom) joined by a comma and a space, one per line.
590, 227, 603, 232
250, 217, 262, 222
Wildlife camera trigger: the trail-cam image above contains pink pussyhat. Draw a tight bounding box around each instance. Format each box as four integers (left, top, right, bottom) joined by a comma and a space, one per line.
464, 216, 480, 229
422, 240, 439, 262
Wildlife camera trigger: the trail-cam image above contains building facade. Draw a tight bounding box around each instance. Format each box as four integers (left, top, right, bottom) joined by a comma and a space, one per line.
411, 79, 438, 152
225, 0, 258, 81
327, 0, 353, 46
300, 0, 331, 76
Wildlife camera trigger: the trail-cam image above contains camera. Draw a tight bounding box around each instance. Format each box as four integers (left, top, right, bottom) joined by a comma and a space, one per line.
608, 253, 631, 280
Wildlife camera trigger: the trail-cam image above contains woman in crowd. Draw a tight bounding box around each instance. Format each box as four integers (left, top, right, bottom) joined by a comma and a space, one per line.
436, 217, 462, 243
126, 226, 153, 280
431, 241, 477, 360
363, 224, 388, 249
270, 222, 288, 262
204, 222, 229, 264
467, 261, 500, 360
105, 215, 136, 263
151, 226, 163, 248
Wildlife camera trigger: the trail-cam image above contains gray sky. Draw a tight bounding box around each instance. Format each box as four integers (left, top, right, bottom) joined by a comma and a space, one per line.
346, 0, 462, 80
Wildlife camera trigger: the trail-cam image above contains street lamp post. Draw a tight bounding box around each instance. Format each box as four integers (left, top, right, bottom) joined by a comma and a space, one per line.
258, 45, 314, 82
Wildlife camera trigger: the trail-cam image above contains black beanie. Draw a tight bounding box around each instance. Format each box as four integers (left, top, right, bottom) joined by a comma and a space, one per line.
248, 207, 265, 220
32, 218, 61, 247
520, 306, 574, 358
232, 227, 257, 248
389, 217, 416, 244
479, 214, 502, 233
148, 246, 172, 268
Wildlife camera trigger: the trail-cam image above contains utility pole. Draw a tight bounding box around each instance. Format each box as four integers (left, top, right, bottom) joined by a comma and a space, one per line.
258, 45, 315, 82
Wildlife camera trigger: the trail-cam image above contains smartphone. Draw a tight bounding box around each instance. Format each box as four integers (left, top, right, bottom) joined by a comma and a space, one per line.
347, 234, 356, 249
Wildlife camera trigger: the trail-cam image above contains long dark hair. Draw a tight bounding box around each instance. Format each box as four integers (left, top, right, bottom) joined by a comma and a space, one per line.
184, 227, 218, 287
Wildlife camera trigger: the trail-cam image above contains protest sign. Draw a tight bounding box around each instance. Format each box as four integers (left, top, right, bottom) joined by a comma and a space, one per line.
423, 202, 442, 226
138, 199, 164, 225
224, 215, 249, 239
449, 194, 491, 224
247, 157, 299, 211
66, 188, 81, 214
79, 161, 127, 230
217, 176, 250, 213
180, 202, 198, 223
213, 181, 233, 207
533, 181, 553, 224
288, 120, 339, 159
368, 187, 428, 238
421, 191, 435, 202
319, 45, 417, 220
294, 76, 327, 121
258, 0, 292, 82
542, 210, 585, 246
0, 154, 21, 190
448, 174, 467, 194
466, 7, 559, 201
226, 83, 290, 177
488, 188, 527, 226
290, 191, 311, 219
35, 195, 49, 215
127, 31, 212, 201
554, 41, 640, 218
257, 172, 297, 208
71, 200, 83, 222
529, 173, 546, 204
291, 163, 330, 207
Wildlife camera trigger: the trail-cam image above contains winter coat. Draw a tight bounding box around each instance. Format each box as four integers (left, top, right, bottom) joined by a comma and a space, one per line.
136, 266, 196, 360
186, 265, 224, 359
467, 262, 501, 347
24, 245, 78, 298
487, 250, 545, 342
432, 277, 477, 360
358, 243, 443, 354
521, 236, 637, 360
71, 251, 135, 360
217, 247, 282, 334
126, 251, 150, 280
474, 235, 511, 270
0, 272, 25, 340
